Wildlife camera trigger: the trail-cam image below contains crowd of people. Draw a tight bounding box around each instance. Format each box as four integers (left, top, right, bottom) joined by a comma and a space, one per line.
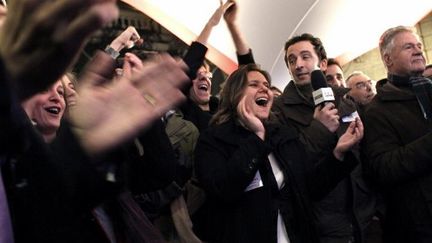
0, 0, 431, 243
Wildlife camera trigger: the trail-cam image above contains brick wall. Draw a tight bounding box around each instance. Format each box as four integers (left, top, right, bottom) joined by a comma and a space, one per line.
419, 12, 432, 64
342, 11, 432, 82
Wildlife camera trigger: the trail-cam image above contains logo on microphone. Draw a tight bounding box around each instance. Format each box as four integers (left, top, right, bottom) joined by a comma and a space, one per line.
312, 87, 335, 106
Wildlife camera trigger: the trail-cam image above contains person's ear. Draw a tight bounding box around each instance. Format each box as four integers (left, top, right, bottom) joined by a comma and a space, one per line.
383, 53, 392, 68
319, 58, 328, 71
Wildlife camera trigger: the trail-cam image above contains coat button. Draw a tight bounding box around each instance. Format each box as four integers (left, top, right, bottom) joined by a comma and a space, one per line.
248, 158, 258, 171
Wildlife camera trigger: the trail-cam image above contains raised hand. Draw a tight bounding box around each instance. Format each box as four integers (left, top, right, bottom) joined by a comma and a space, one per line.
0, 0, 119, 99
313, 103, 340, 132
69, 51, 189, 155
333, 118, 364, 160
223, 0, 250, 56
223, 0, 238, 25
196, 0, 234, 45
208, 0, 235, 27
109, 26, 142, 51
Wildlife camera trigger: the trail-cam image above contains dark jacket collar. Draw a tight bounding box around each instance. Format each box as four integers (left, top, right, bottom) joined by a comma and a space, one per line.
333, 86, 351, 98
387, 73, 411, 87
280, 82, 312, 106
376, 77, 415, 102
280, 81, 350, 105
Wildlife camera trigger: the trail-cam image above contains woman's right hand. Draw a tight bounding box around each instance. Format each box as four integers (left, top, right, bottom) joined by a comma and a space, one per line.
237, 96, 265, 140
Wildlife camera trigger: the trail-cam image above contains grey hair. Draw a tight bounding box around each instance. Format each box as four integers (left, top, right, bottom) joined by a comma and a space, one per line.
345, 71, 368, 87
379, 26, 416, 58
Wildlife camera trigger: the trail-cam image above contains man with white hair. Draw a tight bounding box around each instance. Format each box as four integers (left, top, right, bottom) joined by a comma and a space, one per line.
362, 26, 431, 242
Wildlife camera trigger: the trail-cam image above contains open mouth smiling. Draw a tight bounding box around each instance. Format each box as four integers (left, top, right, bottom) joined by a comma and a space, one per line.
198, 83, 209, 92
255, 97, 269, 106
45, 106, 61, 115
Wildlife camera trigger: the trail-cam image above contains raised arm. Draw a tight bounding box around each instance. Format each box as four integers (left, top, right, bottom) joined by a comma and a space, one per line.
224, 0, 250, 56
104, 26, 143, 59
183, 1, 233, 80
223, 0, 255, 65
196, 0, 234, 45
0, 0, 119, 100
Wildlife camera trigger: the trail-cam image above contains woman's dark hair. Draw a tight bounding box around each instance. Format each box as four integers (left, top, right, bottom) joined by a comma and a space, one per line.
210, 63, 271, 125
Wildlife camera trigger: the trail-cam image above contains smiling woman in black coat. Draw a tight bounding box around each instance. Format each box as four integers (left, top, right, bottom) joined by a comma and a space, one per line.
194, 63, 363, 243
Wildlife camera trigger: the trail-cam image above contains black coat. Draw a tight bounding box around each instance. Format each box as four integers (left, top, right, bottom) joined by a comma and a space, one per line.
194, 120, 357, 243
237, 51, 379, 242
272, 81, 356, 156
0, 58, 174, 242
0, 55, 115, 242
362, 77, 432, 242
272, 80, 379, 242
2, 118, 119, 243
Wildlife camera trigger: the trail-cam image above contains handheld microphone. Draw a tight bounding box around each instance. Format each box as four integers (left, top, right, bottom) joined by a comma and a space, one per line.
311, 70, 359, 123
311, 70, 335, 106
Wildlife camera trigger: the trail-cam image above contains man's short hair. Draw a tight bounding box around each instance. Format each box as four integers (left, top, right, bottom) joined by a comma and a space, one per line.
327, 58, 342, 70
379, 26, 415, 58
345, 71, 366, 87
284, 33, 327, 66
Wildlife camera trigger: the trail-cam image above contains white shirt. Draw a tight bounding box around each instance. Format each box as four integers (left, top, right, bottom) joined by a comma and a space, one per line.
268, 153, 290, 243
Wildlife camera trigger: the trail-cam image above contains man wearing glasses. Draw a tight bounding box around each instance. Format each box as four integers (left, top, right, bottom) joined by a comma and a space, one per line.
345, 71, 376, 106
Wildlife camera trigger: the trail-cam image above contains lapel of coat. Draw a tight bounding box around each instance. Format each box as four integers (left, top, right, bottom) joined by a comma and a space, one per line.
278, 82, 315, 126
377, 79, 416, 102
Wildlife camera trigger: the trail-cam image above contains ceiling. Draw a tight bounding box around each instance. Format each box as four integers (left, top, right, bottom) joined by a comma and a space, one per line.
122, 0, 432, 90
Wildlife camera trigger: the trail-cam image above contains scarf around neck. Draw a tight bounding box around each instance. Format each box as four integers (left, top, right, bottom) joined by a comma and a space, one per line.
389, 73, 432, 120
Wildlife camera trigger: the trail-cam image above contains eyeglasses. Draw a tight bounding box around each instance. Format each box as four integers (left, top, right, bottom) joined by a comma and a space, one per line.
354, 80, 373, 90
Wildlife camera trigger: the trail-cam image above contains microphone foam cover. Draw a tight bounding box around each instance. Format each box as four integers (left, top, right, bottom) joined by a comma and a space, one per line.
311, 70, 328, 90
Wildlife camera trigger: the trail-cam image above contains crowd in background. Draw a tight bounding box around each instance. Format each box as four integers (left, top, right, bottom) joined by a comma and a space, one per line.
0, 1, 432, 243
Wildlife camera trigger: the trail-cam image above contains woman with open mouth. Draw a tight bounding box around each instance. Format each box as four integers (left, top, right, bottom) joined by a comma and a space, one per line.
194, 63, 364, 243
21, 80, 66, 143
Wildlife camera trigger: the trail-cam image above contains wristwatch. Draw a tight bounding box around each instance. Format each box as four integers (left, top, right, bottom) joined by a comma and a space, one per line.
104, 45, 120, 59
